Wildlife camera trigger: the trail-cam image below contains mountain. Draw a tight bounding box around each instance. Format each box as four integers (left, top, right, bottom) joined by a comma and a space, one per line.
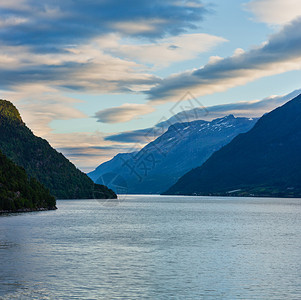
88, 115, 257, 194
0, 99, 117, 200
164, 94, 301, 197
0, 149, 56, 212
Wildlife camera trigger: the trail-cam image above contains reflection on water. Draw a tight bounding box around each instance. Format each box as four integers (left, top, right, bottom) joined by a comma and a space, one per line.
0, 196, 301, 299
0, 242, 18, 250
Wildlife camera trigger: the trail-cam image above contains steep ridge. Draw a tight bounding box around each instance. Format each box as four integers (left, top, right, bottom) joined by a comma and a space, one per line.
164, 94, 301, 197
0, 99, 116, 199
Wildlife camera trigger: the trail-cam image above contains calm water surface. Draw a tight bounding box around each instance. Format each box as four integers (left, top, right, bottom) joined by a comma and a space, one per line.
0, 195, 301, 299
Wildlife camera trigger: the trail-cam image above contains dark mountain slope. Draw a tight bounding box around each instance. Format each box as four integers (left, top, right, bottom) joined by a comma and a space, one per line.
0, 149, 56, 212
0, 99, 116, 199
164, 94, 301, 197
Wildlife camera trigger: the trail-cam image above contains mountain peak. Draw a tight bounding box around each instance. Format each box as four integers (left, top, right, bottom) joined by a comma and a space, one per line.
0, 100, 23, 124
224, 114, 235, 119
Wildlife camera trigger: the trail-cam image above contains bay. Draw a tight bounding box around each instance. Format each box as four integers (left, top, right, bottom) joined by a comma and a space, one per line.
0, 195, 301, 299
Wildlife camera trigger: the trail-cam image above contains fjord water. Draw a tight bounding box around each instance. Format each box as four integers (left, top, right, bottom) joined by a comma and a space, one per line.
1, 196, 301, 299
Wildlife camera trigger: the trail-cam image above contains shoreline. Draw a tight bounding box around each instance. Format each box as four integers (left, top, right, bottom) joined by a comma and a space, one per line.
0, 206, 57, 214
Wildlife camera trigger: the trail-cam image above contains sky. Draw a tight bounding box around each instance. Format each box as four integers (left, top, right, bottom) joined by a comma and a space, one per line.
1, 0, 301, 172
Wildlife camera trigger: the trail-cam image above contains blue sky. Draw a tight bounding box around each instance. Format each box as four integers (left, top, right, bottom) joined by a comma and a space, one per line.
1, 0, 301, 171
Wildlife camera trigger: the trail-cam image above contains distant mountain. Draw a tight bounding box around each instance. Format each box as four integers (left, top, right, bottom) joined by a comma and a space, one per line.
164, 94, 301, 197
88, 115, 257, 194
0, 149, 56, 212
0, 99, 117, 200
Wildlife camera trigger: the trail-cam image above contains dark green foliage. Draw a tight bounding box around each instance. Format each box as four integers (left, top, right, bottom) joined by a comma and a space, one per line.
0, 100, 117, 199
0, 150, 56, 212
165, 94, 301, 197
0, 100, 23, 123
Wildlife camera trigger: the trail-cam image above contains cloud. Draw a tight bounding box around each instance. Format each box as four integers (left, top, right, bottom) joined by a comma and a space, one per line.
1, 85, 87, 137
170, 89, 301, 121
245, 0, 301, 25
147, 18, 301, 102
94, 103, 155, 124
0, 1, 208, 94
104, 128, 156, 143
0, 0, 207, 48
0, 38, 161, 94
57, 145, 126, 170
104, 89, 301, 143
0, 31, 224, 94
40, 130, 134, 172
109, 33, 227, 67
0, 0, 211, 140
112, 19, 168, 35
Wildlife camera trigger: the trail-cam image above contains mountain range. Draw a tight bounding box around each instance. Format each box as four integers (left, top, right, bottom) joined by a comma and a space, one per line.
0, 99, 116, 200
88, 115, 257, 194
164, 94, 301, 197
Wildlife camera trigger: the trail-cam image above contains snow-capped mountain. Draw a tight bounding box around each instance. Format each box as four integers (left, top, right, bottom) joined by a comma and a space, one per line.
88, 115, 258, 194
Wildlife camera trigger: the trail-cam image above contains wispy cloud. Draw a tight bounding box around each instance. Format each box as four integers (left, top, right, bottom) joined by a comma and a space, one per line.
245, 0, 301, 25
105, 89, 301, 143
147, 17, 301, 102
0, 0, 207, 48
94, 103, 155, 124
0, 38, 161, 93
41, 131, 134, 172
0, 0, 212, 145
1, 85, 86, 137
104, 128, 155, 143
109, 33, 227, 68
57, 145, 128, 172
172, 89, 301, 120
0, 31, 225, 93
0, 0, 209, 101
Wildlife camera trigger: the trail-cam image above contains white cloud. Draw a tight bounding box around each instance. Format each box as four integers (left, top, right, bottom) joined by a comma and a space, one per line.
147, 17, 301, 102
0, 36, 160, 93
47, 132, 123, 172
0, 0, 28, 10
110, 33, 227, 67
0, 16, 28, 28
95, 103, 155, 124
112, 19, 167, 35
2, 85, 87, 137
245, 0, 301, 25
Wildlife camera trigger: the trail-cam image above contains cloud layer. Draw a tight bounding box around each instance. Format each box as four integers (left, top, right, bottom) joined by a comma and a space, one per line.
0, 0, 214, 118
95, 103, 155, 124
106, 89, 301, 143
147, 17, 301, 102
245, 0, 301, 25
104, 128, 155, 143
0, 0, 207, 48
111, 33, 227, 67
